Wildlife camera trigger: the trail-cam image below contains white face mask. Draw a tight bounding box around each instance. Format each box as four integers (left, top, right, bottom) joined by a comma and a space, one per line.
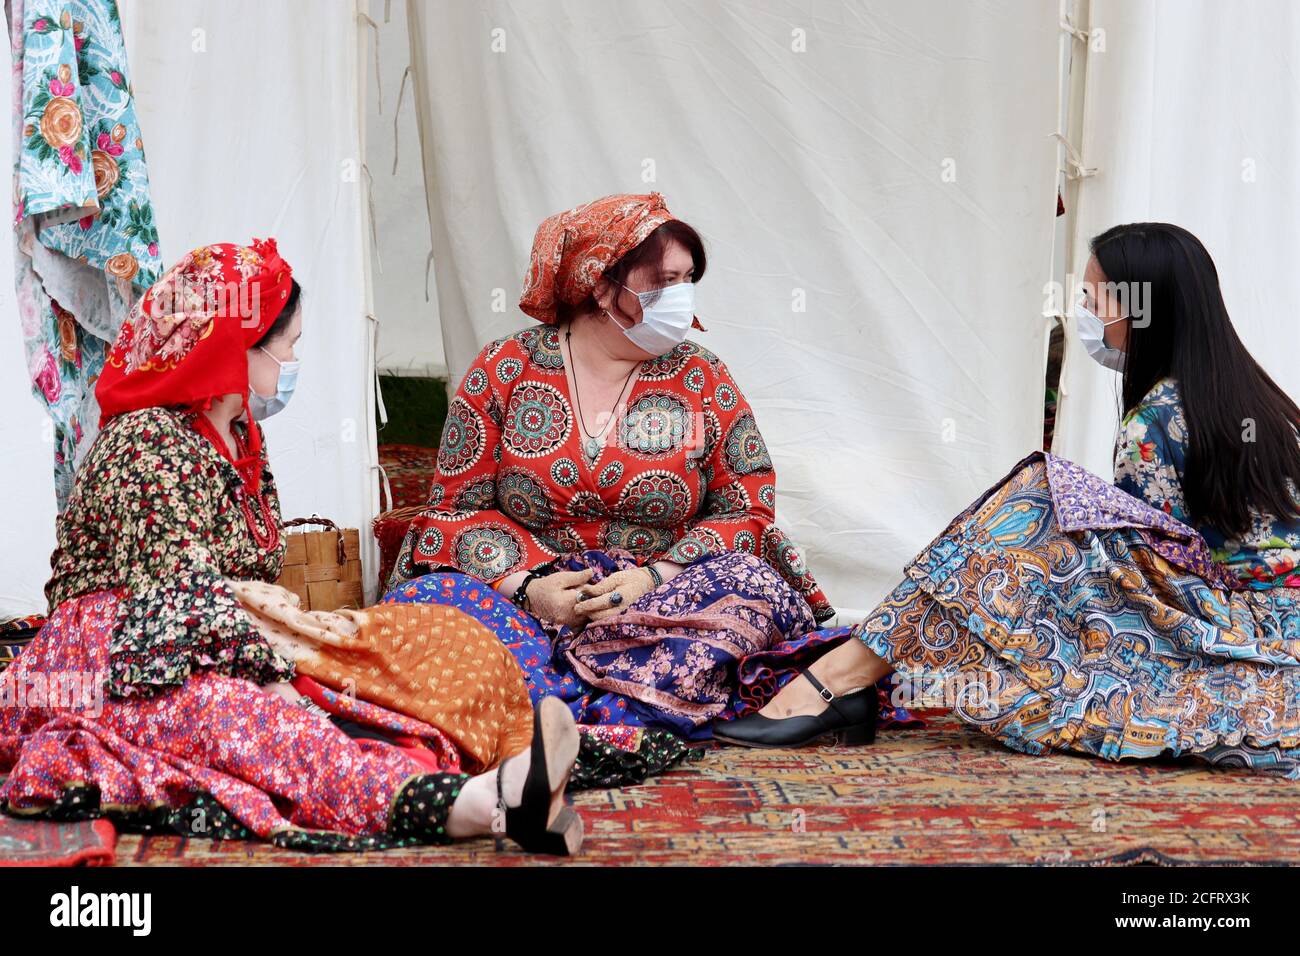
248, 347, 300, 420
609, 280, 696, 356
1075, 300, 1127, 372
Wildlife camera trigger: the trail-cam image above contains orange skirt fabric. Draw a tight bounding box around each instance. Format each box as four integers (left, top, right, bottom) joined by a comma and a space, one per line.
231, 581, 533, 773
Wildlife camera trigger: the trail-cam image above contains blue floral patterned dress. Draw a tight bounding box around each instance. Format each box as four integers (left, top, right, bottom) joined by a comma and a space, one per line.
1114, 378, 1300, 589
854, 379, 1300, 776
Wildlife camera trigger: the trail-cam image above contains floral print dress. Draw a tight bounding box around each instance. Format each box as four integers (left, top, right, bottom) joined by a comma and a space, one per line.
1114, 377, 1300, 588
1, 408, 471, 851
853, 379, 1300, 776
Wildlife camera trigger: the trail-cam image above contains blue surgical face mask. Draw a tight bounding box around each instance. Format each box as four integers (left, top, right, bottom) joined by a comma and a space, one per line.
1074, 299, 1127, 372
249, 347, 300, 420
609, 280, 696, 356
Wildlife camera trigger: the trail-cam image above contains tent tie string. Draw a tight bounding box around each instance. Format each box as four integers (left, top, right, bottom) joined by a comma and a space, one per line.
392, 65, 412, 175
361, 163, 382, 274
371, 462, 394, 515
1050, 131, 1097, 180
369, 311, 391, 510
358, 11, 382, 114
424, 249, 434, 302
360, 3, 407, 521
1059, 15, 1090, 43
368, 311, 389, 430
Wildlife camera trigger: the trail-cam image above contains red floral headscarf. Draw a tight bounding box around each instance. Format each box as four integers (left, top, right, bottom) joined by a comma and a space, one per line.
95, 238, 295, 491
519, 192, 703, 328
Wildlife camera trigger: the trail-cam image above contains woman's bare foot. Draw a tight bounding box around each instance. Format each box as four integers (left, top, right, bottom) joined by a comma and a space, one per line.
759, 639, 893, 719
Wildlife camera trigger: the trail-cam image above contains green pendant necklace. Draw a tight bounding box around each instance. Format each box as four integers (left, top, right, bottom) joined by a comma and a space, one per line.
565, 324, 638, 464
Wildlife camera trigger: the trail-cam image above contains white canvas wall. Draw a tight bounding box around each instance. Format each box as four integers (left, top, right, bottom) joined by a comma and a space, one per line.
0, 107, 56, 611
8, 1, 1290, 622
1054, 0, 1300, 474
407, 0, 1063, 616
366, 0, 445, 377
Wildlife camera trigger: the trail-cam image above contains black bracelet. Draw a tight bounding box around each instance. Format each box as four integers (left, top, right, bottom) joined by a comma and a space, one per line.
514, 567, 549, 612
644, 563, 663, 588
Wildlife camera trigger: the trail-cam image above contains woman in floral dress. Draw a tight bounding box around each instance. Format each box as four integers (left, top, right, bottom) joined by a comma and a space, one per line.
0, 238, 584, 854
719, 222, 1300, 774
386, 193, 882, 741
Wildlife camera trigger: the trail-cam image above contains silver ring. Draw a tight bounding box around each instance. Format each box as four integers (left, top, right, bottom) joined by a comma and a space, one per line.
577, 590, 590, 602
609, 590, 623, 606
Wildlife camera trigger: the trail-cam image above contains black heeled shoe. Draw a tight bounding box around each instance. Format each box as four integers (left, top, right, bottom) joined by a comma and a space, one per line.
711, 668, 878, 748
497, 696, 585, 856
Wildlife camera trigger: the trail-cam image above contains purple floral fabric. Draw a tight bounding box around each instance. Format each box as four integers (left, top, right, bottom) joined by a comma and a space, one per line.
383, 548, 925, 741
1044, 453, 1240, 588
561, 550, 818, 736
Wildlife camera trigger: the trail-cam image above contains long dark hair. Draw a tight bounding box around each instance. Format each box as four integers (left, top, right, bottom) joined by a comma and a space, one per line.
1090, 222, 1300, 536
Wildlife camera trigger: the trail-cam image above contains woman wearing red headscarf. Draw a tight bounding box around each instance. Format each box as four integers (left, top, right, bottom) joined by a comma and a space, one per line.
383, 194, 885, 742
0, 240, 583, 855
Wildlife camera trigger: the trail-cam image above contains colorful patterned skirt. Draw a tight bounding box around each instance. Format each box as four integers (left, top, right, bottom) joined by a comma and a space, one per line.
855, 456, 1300, 776
0, 589, 470, 851
383, 550, 920, 746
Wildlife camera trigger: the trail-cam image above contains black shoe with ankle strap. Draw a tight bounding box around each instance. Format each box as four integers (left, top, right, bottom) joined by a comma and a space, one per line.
497, 697, 584, 855
711, 668, 878, 748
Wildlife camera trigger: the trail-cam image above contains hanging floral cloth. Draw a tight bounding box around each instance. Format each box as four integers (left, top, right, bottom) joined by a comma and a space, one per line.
6, 0, 163, 507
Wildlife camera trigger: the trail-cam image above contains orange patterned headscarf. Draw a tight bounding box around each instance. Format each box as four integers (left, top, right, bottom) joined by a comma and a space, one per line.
519, 192, 701, 327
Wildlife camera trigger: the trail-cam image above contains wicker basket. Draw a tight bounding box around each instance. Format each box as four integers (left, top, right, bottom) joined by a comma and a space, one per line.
373, 504, 426, 591
275, 516, 362, 611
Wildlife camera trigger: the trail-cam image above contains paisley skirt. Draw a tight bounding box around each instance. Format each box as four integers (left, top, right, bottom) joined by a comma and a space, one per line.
855, 456, 1300, 776
0, 589, 469, 851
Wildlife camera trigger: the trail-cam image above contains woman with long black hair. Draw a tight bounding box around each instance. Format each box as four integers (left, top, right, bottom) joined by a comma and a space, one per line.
715, 222, 1300, 777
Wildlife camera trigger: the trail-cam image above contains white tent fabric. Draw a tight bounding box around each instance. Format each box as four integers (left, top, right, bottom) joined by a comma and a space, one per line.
26, 1, 1284, 622
365, 0, 445, 377
1054, 0, 1300, 475
0, 0, 378, 611
407, 0, 1062, 617
0, 191, 55, 612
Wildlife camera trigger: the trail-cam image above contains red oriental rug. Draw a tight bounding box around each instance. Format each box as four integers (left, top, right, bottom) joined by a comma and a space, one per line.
0, 813, 117, 867
110, 713, 1300, 867
378, 443, 437, 510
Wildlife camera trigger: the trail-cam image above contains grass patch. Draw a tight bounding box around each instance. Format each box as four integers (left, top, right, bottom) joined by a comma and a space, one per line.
376, 375, 447, 448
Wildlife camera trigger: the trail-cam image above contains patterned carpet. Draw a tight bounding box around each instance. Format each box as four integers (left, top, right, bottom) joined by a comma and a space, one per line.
378, 443, 437, 510
107, 713, 1300, 867
0, 817, 116, 867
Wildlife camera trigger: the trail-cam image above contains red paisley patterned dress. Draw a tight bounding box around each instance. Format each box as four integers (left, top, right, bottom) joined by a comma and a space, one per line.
391, 326, 832, 621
